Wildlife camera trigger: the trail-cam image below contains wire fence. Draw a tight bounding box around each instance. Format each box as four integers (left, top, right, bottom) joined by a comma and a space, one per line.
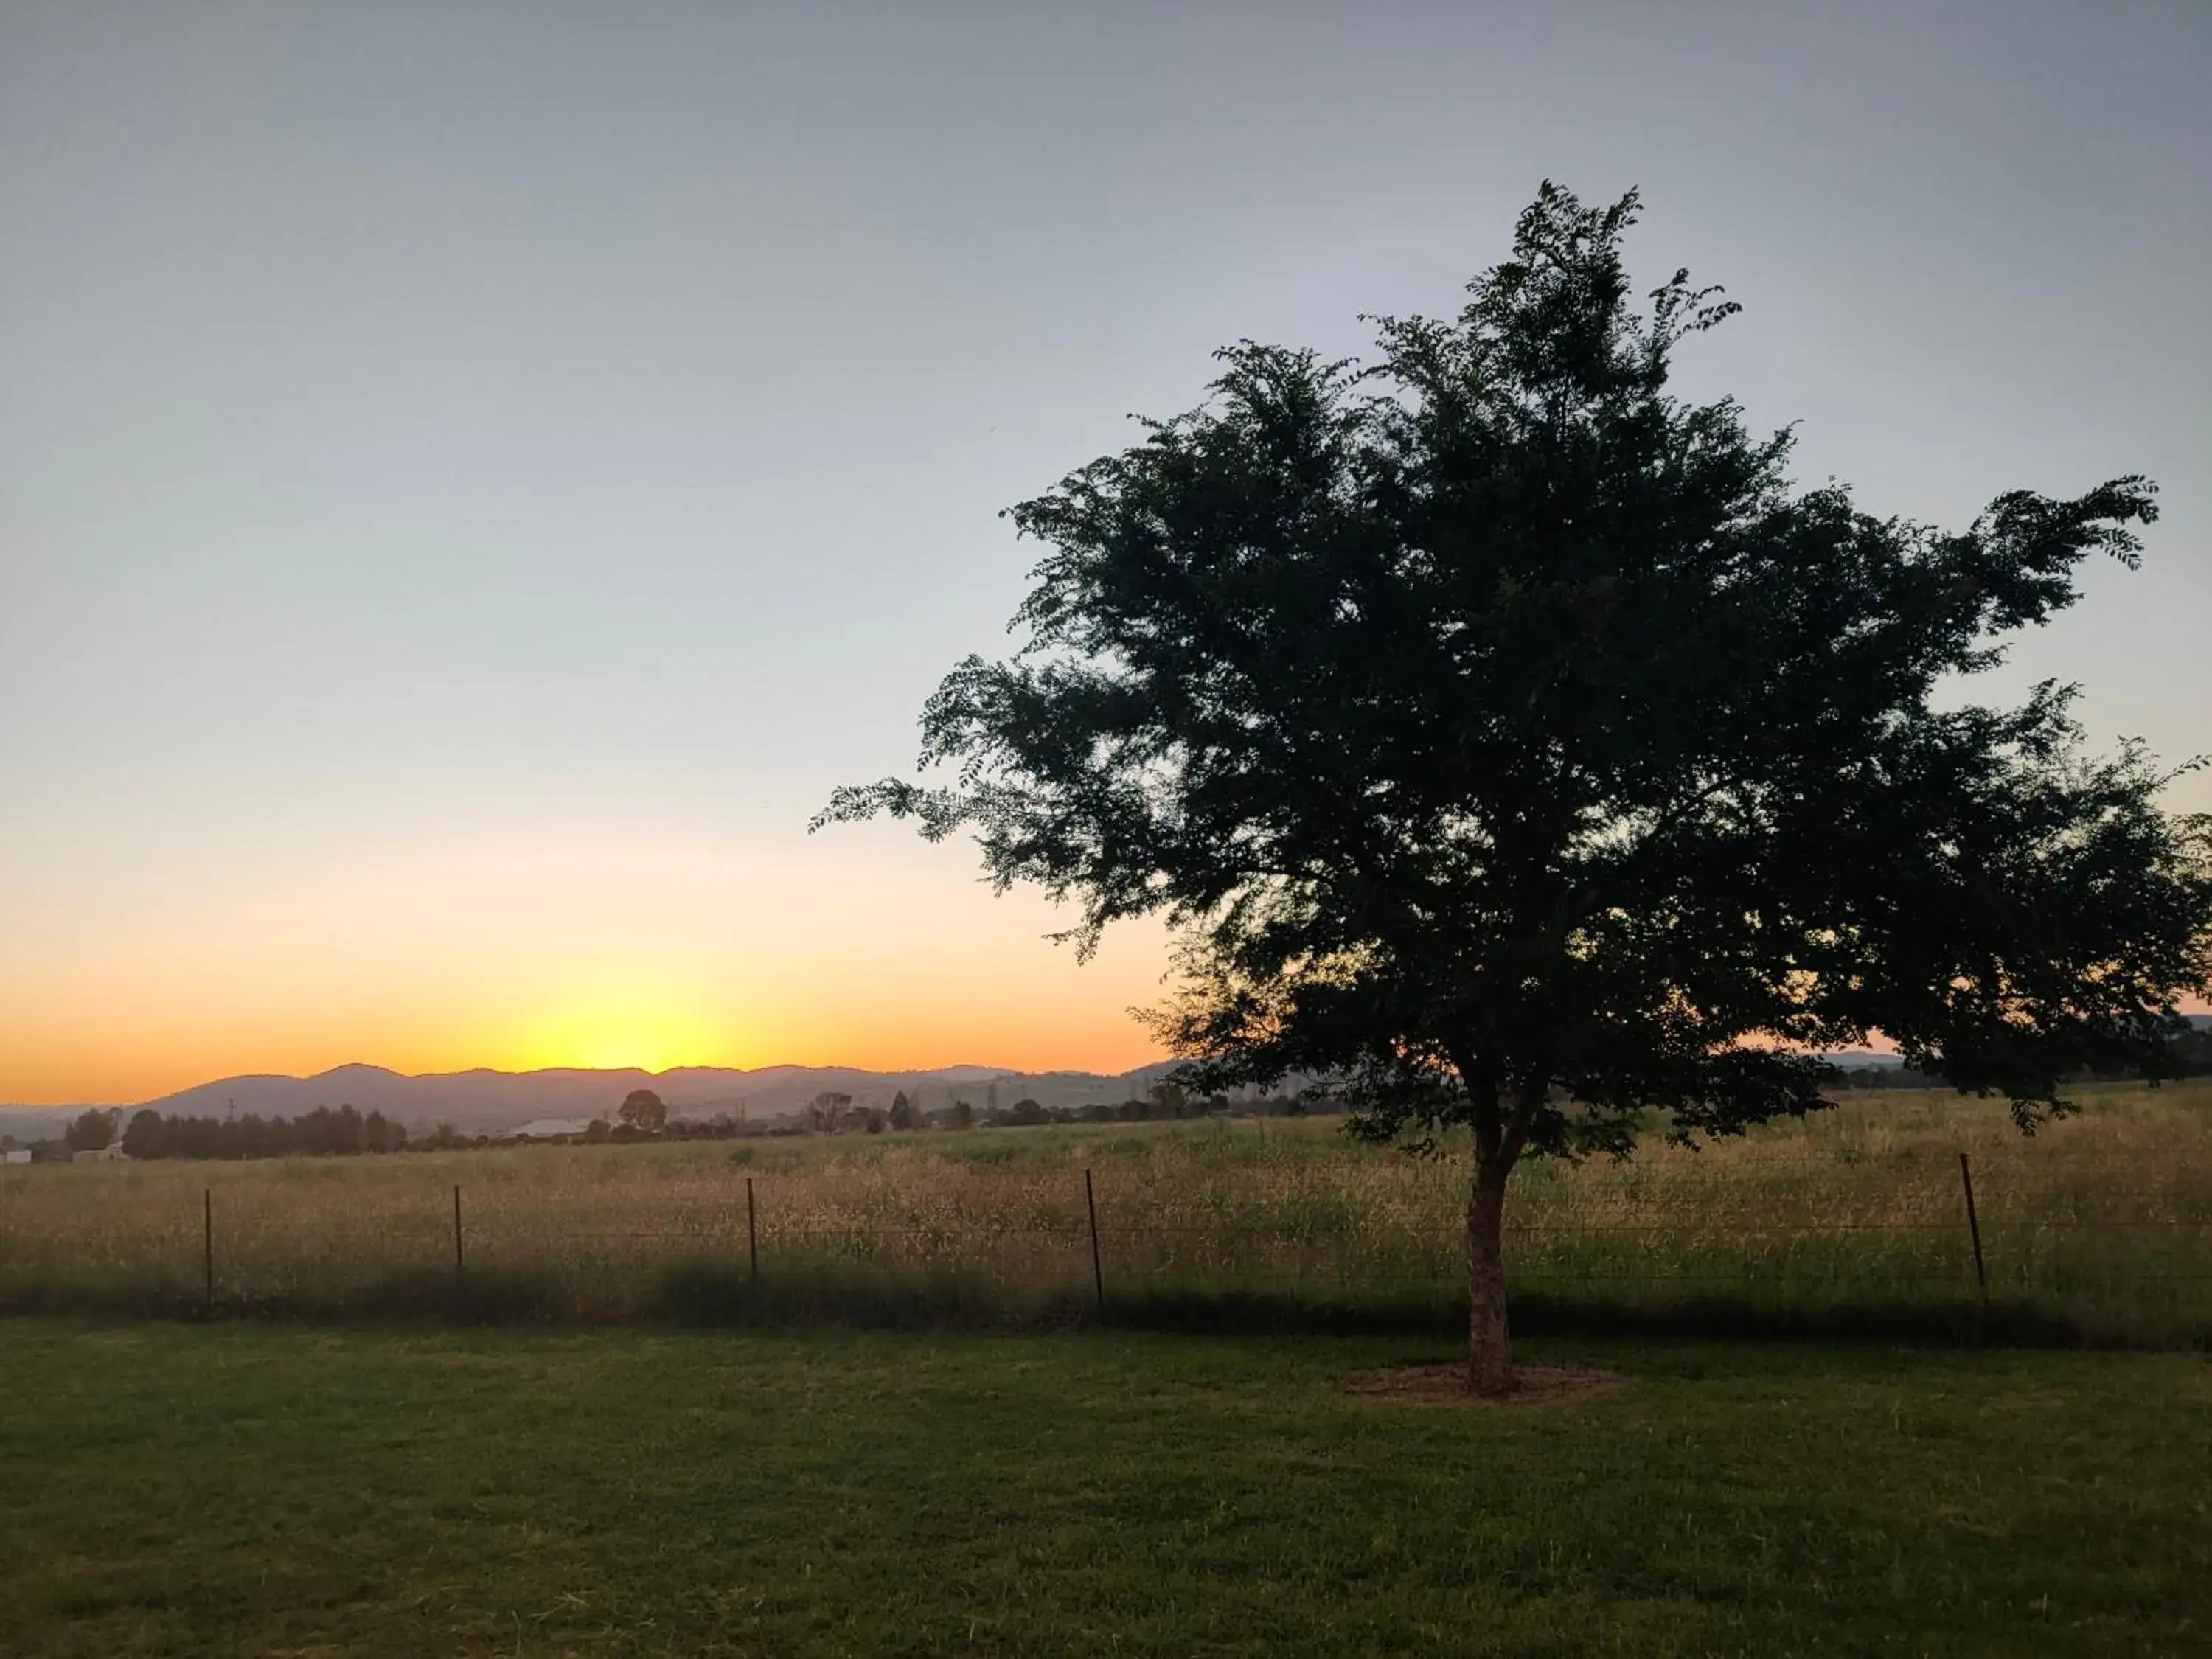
4, 1149, 2211, 1345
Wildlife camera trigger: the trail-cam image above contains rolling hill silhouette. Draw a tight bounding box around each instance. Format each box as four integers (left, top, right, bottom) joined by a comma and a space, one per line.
122, 1061, 1184, 1132
9, 1025, 2205, 1138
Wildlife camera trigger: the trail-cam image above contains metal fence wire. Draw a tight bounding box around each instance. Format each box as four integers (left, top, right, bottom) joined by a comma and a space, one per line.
3, 1149, 2211, 1343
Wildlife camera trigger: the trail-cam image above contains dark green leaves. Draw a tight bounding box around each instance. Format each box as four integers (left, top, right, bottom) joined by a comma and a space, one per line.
820, 182, 2211, 1161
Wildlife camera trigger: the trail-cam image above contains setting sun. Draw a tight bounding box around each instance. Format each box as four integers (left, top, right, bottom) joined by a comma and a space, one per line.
512, 986, 735, 1076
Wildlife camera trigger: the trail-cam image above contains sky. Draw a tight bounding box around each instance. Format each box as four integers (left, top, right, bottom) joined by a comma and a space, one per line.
2, 1, 2207, 1104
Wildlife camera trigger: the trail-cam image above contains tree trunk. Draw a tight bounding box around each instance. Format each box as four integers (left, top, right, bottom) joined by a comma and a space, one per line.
1466, 1153, 1514, 1397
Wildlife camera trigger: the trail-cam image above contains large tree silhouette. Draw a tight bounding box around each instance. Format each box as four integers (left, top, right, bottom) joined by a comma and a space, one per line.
820, 184, 2212, 1394
617, 1089, 667, 1133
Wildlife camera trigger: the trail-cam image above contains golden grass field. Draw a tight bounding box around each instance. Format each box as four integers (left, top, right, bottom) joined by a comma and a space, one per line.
4, 1080, 2209, 1342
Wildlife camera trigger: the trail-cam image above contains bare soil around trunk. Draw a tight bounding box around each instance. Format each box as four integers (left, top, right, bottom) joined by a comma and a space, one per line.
1347, 1360, 1625, 1405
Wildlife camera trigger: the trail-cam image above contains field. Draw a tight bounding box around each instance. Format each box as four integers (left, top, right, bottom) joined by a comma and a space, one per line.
2, 1321, 2209, 1657
4, 1081, 2211, 1345
7, 1086, 2212, 1655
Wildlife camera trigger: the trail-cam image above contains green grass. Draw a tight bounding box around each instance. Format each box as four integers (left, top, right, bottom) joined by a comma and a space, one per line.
2, 1321, 2208, 1656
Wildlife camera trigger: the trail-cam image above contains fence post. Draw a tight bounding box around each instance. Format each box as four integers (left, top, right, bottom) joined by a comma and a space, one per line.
747, 1176, 759, 1284
203, 1188, 213, 1312
453, 1184, 465, 1283
1958, 1152, 1989, 1307
1085, 1168, 1105, 1312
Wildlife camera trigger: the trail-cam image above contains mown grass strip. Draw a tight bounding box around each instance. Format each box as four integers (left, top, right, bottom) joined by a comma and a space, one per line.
1, 1321, 2208, 1657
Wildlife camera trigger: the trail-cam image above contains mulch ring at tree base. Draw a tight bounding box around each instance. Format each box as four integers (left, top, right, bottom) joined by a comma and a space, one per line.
1346, 1362, 1626, 1406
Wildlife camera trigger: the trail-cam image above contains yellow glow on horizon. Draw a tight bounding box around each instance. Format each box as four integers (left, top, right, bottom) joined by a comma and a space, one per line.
0, 824, 1184, 1103
511, 986, 735, 1076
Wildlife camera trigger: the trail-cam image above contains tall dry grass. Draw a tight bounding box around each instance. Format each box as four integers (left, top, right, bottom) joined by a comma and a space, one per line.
4, 1080, 2208, 1342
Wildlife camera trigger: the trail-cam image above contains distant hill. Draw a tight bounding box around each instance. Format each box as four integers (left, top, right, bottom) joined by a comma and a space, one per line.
0, 1105, 93, 1141
1, 1060, 1188, 1135
6, 1027, 2205, 1138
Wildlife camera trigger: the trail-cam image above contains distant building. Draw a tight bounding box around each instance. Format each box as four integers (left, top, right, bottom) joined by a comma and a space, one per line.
1, 1149, 29, 1165
73, 1145, 128, 1163
510, 1118, 594, 1140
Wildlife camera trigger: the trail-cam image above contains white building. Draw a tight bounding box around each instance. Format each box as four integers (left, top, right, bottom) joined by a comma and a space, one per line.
510, 1118, 594, 1140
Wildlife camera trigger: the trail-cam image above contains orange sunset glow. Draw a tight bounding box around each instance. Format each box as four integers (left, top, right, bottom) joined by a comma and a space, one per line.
2, 4, 2204, 1122
0, 825, 1171, 1105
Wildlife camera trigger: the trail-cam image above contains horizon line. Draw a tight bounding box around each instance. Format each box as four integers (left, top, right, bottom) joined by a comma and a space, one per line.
0, 1055, 1184, 1113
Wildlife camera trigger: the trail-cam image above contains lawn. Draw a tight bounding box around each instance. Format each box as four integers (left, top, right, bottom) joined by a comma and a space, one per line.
1, 1321, 2207, 1656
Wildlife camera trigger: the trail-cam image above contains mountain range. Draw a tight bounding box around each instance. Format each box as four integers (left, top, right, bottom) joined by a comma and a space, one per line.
1, 1060, 1187, 1138
6, 1023, 2207, 1141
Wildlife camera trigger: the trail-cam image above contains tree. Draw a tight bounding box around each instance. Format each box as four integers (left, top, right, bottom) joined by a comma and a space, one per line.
888, 1089, 920, 1130
819, 184, 2212, 1394
618, 1089, 668, 1133
120, 1109, 167, 1160
806, 1091, 853, 1133
64, 1108, 116, 1152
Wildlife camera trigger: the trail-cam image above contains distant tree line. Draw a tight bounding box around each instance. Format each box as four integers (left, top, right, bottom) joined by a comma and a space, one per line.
778, 1081, 1343, 1135
34, 1032, 2202, 1164
115, 1105, 408, 1160
1835, 1023, 2212, 1090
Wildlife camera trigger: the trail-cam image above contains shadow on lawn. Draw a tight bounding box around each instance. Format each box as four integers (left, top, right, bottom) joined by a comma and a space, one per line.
1, 1260, 2199, 1351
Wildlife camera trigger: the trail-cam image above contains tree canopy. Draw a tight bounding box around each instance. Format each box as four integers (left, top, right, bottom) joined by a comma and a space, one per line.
65, 1109, 118, 1152
617, 1089, 668, 1132
119, 1105, 405, 1160
820, 182, 2212, 1391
